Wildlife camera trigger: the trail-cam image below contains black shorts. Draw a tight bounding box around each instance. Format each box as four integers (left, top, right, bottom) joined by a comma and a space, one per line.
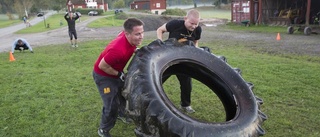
68, 31, 77, 40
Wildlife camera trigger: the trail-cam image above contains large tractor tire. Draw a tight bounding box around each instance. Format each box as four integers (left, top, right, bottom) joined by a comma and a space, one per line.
122, 39, 267, 137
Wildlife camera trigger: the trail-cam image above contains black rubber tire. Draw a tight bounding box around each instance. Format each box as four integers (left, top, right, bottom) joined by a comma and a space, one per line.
287, 26, 294, 34
122, 39, 267, 137
304, 27, 311, 35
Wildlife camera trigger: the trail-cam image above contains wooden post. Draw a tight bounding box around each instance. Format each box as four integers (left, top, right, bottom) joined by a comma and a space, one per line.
231, 1, 234, 23
258, 0, 262, 25
306, 0, 311, 25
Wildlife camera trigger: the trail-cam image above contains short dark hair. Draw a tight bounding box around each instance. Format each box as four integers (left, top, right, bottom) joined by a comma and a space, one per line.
123, 18, 144, 33
17, 39, 23, 45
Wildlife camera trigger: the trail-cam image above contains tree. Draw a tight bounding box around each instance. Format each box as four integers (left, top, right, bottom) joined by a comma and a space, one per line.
0, 0, 14, 14
14, 0, 34, 18
32, 0, 51, 11
52, 5, 62, 13
113, 0, 125, 9
52, 0, 67, 10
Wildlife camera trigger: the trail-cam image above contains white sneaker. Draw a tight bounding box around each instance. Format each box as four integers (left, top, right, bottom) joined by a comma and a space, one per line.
117, 116, 133, 124
98, 128, 111, 137
181, 106, 195, 113
74, 44, 78, 47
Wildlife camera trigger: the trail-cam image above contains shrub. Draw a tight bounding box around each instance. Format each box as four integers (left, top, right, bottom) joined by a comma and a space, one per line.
161, 8, 186, 16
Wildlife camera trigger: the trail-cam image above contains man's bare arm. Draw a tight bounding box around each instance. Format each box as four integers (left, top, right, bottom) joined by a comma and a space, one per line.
156, 23, 167, 40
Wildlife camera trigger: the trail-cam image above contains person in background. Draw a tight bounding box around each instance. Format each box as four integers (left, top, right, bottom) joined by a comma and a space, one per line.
64, 12, 79, 47
11, 38, 33, 54
156, 9, 202, 113
25, 19, 31, 27
23, 16, 26, 24
93, 17, 144, 137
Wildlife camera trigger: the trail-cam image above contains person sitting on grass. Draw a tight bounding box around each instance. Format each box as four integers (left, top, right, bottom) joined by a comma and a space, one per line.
11, 38, 34, 54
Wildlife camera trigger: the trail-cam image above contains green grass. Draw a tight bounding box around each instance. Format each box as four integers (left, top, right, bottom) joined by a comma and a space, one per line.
1, 36, 320, 136
0, 19, 22, 28
0, 11, 117, 29
223, 23, 289, 33
0, 40, 137, 136
100, 10, 118, 16
15, 13, 89, 34
197, 7, 231, 20
87, 15, 124, 28
0, 14, 22, 28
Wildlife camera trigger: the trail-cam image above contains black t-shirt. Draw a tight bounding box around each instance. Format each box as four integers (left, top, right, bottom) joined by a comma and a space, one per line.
166, 19, 202, 42
64, 14, 79, 32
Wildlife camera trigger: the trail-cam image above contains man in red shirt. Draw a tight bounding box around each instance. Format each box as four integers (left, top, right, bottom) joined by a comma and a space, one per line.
93, 18, 144, 137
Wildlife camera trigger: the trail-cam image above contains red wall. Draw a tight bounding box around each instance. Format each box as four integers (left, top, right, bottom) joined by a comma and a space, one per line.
232, 0, 251, 23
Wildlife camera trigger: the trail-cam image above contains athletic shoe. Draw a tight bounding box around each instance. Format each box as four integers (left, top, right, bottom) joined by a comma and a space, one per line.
181, 106, 195, 113
74, 44, 78, 47
71, 44, 74, 47
117, 116, 133, 124
98, 128, 111, 137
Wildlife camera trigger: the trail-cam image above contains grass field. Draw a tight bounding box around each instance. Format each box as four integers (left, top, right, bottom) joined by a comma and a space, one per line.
0, 11, 116, 32
0, 15, 21, 28
15, 13, 90, 34
87, 16, 124, 28
1, 7, 320, 137
1, 37, 319, 136
197, 6, 231, 20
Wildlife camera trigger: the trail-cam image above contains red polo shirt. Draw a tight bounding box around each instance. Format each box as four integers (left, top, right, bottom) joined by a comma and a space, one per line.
93, 31, 136, 78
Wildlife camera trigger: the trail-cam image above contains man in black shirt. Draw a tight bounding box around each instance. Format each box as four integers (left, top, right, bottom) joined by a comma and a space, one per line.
156, 9, 202, 113
64, 12, 80, 47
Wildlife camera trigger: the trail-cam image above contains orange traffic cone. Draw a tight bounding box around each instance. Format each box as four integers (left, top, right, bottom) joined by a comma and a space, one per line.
9, 52, 15, 62
276, 33, 281, 41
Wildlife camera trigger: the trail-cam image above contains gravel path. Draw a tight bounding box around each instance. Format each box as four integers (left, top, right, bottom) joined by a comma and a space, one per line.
200, 26, 320, 57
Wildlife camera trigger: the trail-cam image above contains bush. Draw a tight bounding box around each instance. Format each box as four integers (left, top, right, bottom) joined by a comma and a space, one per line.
161, 8, 186, 16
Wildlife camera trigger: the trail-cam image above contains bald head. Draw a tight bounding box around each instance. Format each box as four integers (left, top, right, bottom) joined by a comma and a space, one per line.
184, 9, 200, 31
186, 9, 200, 19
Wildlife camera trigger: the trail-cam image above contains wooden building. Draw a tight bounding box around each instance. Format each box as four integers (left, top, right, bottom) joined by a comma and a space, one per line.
130, 0, 166, 15
231, 0, 320, 26
67, 0, 108, 12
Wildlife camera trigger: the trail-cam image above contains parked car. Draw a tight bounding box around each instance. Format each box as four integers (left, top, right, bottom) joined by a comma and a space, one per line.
115, 9, 123, 14
37, 12, 44, 17
88, 11, 98, 16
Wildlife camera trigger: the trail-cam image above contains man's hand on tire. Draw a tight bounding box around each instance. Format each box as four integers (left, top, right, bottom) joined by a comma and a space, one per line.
118, 71, 125, 82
